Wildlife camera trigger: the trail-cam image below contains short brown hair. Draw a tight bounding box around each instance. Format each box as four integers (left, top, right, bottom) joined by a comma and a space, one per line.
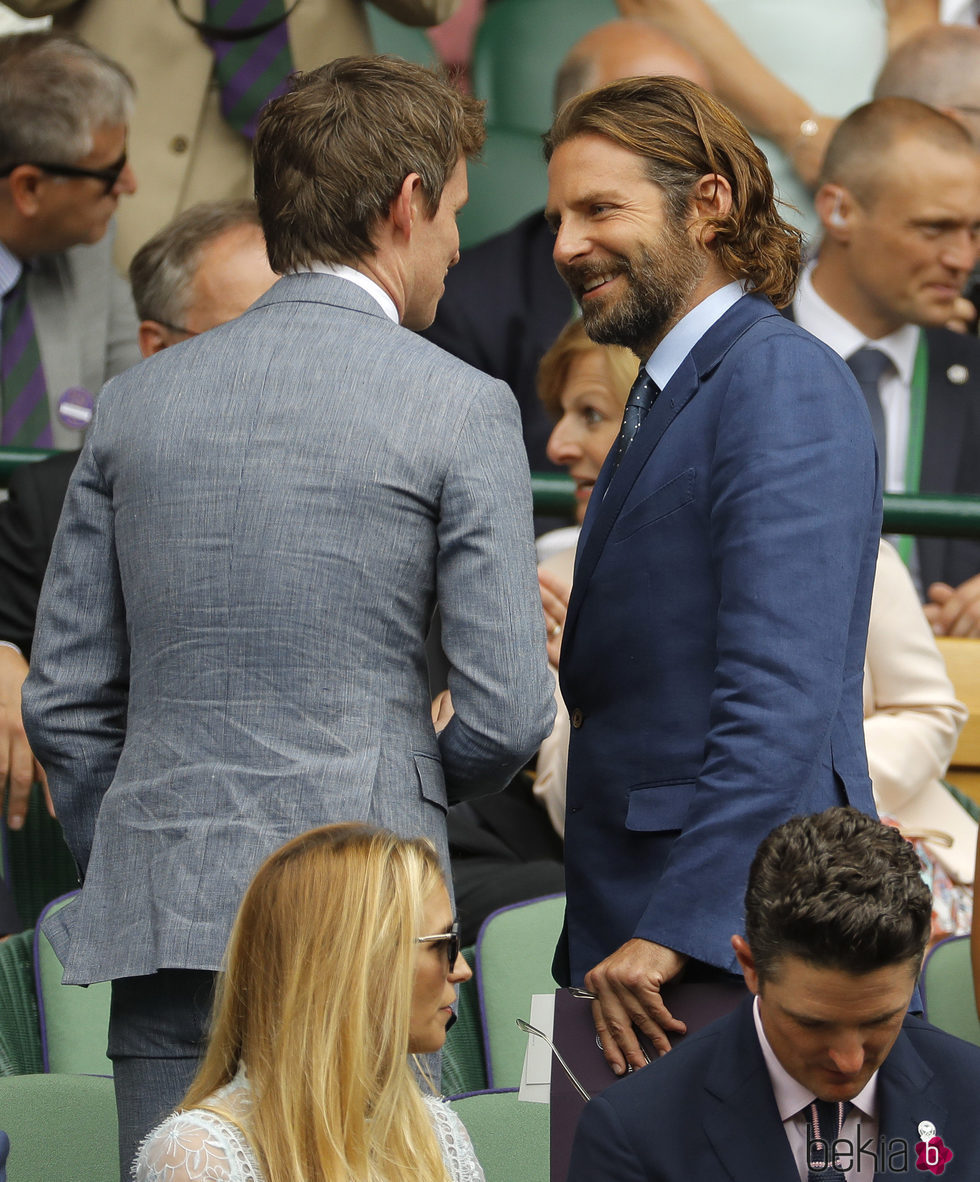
544, 76, 802, 307
819, 97, 974, 207
254, 55, 485, 274
537, 318, 636, 420
745, 807, 932, 983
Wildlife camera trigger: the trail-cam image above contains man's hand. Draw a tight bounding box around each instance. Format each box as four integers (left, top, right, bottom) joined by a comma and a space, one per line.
430, 688, 455, 733
538, 567, 571, 667
585, 938, 688, 1075
0, 646, 52, 829
925, 574, 980, 638
945, 295, 978, 335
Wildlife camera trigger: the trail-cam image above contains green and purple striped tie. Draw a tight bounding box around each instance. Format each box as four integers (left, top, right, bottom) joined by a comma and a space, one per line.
1, 273, 52, 448
205, 0, 295, 140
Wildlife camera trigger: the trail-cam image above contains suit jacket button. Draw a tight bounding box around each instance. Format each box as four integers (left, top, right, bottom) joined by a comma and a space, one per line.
571, 708, 584, 728
170, 135, 189, 154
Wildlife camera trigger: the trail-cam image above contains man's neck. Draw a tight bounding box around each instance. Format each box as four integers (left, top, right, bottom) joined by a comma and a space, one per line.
810, 254, 903, 341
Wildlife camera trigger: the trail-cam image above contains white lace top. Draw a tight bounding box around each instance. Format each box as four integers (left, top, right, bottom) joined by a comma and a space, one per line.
133, 1072, 485, 1182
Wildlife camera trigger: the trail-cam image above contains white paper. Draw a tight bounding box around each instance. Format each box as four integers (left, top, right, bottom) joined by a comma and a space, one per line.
517, 991, 556, 1103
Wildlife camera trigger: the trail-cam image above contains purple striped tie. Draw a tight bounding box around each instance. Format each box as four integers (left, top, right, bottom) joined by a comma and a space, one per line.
205, 0, 295, 139
1, 273, 52, 448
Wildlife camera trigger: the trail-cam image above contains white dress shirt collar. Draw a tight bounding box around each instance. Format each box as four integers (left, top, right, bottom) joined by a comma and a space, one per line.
644, 281, 746, 390
0, 239, 23, 301
795, 260, 919, 384
291, 262, 399, 325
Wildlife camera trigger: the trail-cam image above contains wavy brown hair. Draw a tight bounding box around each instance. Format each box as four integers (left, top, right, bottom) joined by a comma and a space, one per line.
544, 75, 802, 307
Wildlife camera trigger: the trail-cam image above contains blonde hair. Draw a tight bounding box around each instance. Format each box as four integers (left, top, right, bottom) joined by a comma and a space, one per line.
183, 823, 449, 1182
538, 318, 637, 420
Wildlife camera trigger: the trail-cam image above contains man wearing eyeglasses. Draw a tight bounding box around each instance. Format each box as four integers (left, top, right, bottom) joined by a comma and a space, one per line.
0, 31, 141, 451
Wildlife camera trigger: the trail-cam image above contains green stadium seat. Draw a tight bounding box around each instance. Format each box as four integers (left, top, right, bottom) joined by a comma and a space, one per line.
449, 1088, 549, 1182
921, 934, 980, 1047
0, 1073, 117, 1182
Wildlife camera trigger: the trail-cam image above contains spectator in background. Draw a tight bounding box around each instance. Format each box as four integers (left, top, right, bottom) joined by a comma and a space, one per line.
0, 31, 139, 449
568, 808, 980, 1182
0, 199, 277, 845
423, 19, 710, 476
0, 0, 464, 268
790, 99, 980, 631
136, 824, 483, 1182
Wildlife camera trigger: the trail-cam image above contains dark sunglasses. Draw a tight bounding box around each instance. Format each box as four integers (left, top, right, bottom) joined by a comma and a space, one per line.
416, 919, 461, 972
0, 150, 128, 195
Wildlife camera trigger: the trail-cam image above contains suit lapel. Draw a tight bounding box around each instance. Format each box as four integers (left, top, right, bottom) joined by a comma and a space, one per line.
563, 294, 778, 652
920, 327, 967, 497
875, 1024, 944, 1180
700, 1000, 801, 1182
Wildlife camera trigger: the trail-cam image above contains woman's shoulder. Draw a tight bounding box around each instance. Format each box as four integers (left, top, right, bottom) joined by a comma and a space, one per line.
423, 1094, 486, 1182
132, 1079, 264, 1182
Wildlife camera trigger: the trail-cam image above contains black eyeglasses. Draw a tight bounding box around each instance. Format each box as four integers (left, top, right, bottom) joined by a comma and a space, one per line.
0, 150, 128, 195
416, 920, 461, 972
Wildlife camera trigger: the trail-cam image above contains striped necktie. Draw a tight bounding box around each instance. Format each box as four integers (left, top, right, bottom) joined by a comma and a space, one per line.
205, 0, 295, 139
1, 271, 52, 448
806, 1098, 851, 1182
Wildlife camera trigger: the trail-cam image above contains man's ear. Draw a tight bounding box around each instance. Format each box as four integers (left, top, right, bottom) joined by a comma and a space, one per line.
5, 165, 46, 218
731, 934, 761, 995
138, 320, 177, 357
390, 172, 422, 242
815, 184, 853, 241
689, 173, 733, 245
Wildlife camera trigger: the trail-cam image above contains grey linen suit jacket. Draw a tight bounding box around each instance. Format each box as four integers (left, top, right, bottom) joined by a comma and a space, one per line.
22, 273, 555, 984
27, 224, 142, 448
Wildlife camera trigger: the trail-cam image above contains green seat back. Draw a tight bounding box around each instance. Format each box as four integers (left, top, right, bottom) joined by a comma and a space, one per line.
442, 944, 488, 1096
921, 935, 980, 1047
458, 125, 548, 249
0, 930, 42, 1076
0, 1073, 117, 1182
34, 894, 112, 1075
472, 0, 618, 135
366, 7, 438, 66
449, 1089, 549, 1182
2, 783, 77, 929
476, 895, 565, 1087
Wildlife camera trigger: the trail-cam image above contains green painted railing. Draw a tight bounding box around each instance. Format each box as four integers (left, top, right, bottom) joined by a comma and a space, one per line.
531, 472, 980, 539
3, 450, 980, 540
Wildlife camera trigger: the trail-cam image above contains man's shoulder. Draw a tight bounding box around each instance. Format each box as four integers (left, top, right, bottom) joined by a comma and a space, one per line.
897, 1012, 980, 1072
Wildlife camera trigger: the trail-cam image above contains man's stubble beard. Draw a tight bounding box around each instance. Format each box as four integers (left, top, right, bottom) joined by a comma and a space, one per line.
573, 226, 707, 359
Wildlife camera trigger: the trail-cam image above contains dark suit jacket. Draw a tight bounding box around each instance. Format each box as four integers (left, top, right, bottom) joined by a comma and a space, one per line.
422, 209, 572, 473
917, 327, 980, 591
0, 451, 77, 659
559, 295, 881, 984
568, 997, 980, 1181
782, 308, 980, 590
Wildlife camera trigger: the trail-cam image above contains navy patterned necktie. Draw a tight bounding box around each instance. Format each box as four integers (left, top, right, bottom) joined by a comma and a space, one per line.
846, 346, 890, 464
612, 367, 659, 473
806, 1098, 851, 1182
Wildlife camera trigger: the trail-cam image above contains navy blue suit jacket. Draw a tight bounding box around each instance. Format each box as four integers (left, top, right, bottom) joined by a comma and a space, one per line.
568, 997, 980, 1181
558, 294, 882, 984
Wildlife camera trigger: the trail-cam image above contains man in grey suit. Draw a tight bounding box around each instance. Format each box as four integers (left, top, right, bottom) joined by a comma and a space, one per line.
0, 31, 141, 448
23, 56, 555, 1178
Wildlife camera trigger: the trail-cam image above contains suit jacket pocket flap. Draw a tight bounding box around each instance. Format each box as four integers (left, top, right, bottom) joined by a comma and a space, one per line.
414, 752, 448, 814
625, 781, 695, 832
613, 468, 696, 541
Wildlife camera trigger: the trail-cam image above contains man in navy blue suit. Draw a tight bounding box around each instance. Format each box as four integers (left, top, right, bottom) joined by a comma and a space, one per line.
568, 808, 980, 1181
545, 77, 882, 1076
